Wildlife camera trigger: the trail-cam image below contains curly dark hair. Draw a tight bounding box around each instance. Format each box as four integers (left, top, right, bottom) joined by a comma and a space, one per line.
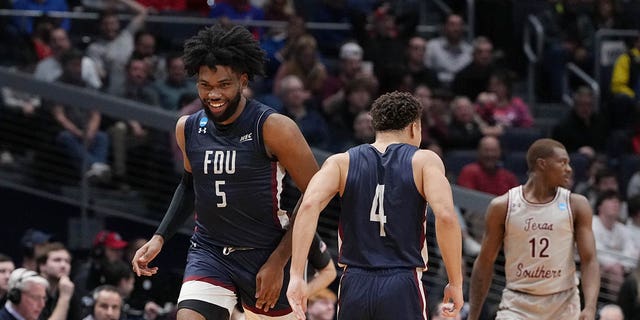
370, 91, 421, 132
183, 24, 266, 79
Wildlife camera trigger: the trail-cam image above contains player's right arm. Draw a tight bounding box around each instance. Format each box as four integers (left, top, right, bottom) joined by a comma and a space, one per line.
468, 194, 507, 320
287, 153, 346, 320
132, 116, 194, 276
417, 150, 463, 318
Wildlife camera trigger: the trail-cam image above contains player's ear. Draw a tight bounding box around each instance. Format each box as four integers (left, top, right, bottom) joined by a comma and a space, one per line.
240, 73, 249, 88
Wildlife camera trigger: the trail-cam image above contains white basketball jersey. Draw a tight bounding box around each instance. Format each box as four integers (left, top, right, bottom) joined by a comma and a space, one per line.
504, 186, 579, 295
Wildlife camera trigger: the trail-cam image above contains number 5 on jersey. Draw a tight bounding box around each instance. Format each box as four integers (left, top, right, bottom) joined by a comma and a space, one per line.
370, 184, 387, 236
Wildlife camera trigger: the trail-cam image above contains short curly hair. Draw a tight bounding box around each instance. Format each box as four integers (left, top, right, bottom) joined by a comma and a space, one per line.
370, 91, 421, 131
183, 24, 266, 80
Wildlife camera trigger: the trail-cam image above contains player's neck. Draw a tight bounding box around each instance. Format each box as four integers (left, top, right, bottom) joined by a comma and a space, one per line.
372, 132, 413, 153
523, 176, 558, 203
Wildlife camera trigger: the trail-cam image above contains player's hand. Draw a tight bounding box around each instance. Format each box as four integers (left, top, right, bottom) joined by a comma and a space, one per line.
255, 258, 284, 312
132, 235, 164, 276
579, 307, 596, 320
442, 283, 464, 318
286, 276, 308, 320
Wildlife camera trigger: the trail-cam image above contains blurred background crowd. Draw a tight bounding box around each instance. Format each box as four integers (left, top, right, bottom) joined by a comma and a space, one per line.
1, 0, 640, 319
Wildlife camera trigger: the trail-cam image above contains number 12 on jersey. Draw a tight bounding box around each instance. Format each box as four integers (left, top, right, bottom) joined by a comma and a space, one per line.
370, 184, 387, 237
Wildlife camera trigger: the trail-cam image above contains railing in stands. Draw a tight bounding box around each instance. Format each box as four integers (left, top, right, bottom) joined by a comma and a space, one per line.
523, 14, 543, 110
562, 62, 600, 110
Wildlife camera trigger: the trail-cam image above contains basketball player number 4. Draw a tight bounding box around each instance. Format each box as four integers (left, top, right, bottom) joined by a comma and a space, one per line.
370, 184, 387, 237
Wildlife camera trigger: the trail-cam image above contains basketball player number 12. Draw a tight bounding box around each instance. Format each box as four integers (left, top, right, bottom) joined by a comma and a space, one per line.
370, 184, 387, 237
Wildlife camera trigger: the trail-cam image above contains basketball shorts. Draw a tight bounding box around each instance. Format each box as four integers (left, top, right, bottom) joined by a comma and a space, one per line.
496, 287, 580, 320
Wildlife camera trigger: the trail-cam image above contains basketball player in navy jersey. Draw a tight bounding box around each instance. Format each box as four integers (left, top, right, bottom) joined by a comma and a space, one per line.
287, 91, 464, 319
131, 24, 319, 319
468, 138, 600, 320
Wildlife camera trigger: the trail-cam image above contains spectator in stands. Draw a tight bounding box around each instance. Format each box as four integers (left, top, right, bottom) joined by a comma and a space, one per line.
322, 41, 366, 102
610, 33, 640, 130
0, 268, 48, 320
581, 168, 624, 209
209, 0, 265, 39
404, 36, 440, 90
0, 254, 15, 305
73, 230, 128, 299
476, 69, 533, 129
424, 88, 453, 148
413, 84, 437, 149
618, 255, 640, 320
277, 75, 330, 150
452, 36, 495, 101
573, 153, 607, 195
51, 50, 111, 183
626, 195, 640, 259
34, 28, 102, 90
424, 14, 472, 87
263, 0, 294, 21
552, 86, 608, 154
357, 2, 416, 93
599, 304, 625, 320
11, 0, 70, 35
324, 78, 374, 152
305, 288, 336, 320
260, 15, 307, 81
108, 56, 161, 181
338, 111, 374, 151
130, 30, 165, 81
19, 229, 52, 272
457, 136, 519, 196
273, 34, 328, 99
30, 15, 54, 60
86, 0, 148, 94
445, 96, 488, 151
100, 261, 137, 318
593, 190, 639, 298
81, 285, 122, 320
537, 0, 593, 100
152, 53, 196, 111
36, 242, 80, 320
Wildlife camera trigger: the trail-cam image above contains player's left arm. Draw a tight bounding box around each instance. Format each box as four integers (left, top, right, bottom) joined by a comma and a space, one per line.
571, 193, 600, 320
255, 113, 320, 311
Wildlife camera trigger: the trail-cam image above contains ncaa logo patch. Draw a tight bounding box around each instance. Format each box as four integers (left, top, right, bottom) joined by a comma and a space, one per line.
199, 117, 208, 127
558, 202, 567, 211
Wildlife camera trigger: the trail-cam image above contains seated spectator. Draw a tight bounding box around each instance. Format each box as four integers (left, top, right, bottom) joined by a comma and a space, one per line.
34, 28, 102, 89
277, 75, 330, 150
260, 15, 307, 82
322, 41, 367, 103
81, 285, 122, 320
306, 288, 336, 320
424, 14, 472, 87
0, 268, 49, 320
476, 69, 533, 129
19, 229, 52, 272
598, 304, 624, 320
152, 53, 196, 111
618, 256, 640, 320
405, 36, 440, 90
273, 34, 328, 99
593, 191, 639, 297
11, 0, 69, 35
456, 136, 519, 196
552, 86, 608, 154
0, 254, 15, 306
209, 0, 265, 39
444, 96, 486, 151
30, 15, 54, 60
36, 242, 80, 320
73, 230, 128, 299
51, 50, 111, 183
609, 33, 640, 130
452, 36, 495, 101
422, 88, 453, 148
324, 78, 374, 152
337, 111, 374, 152
86, 0, 148, 94
130, 30, 165, 81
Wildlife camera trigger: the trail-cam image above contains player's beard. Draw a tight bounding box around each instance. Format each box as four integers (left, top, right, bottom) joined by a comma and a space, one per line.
202, 89, 243, 123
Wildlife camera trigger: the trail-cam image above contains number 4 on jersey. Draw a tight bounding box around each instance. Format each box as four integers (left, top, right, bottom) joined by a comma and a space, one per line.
370, 184, 387, 237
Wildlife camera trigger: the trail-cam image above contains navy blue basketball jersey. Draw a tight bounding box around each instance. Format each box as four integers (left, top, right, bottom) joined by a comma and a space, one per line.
184, 100, 288, 249
339, 143, 428, 269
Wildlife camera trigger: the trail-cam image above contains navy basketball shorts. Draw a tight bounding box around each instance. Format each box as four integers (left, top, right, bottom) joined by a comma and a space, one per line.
177, 238, 292, 317
337, 267, 428, 320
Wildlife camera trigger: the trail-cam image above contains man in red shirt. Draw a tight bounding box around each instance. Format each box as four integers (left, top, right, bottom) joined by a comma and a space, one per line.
457, 136, 519, 195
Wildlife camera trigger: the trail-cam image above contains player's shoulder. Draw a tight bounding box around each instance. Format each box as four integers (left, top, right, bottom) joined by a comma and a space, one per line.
569, 192, 591, 212
488, 191, 511, 212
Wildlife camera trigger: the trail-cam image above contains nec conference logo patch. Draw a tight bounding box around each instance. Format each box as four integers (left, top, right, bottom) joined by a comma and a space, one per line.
199, 117, 208, 134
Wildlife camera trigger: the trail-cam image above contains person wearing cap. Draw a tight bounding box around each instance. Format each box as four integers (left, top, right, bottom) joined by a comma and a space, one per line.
20, 229, 53, 272
0, 268, 49, 320
73, 231, 128, 300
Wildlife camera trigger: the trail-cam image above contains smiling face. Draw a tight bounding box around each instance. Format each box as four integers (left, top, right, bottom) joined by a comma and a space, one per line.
197, 65, 248, 124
